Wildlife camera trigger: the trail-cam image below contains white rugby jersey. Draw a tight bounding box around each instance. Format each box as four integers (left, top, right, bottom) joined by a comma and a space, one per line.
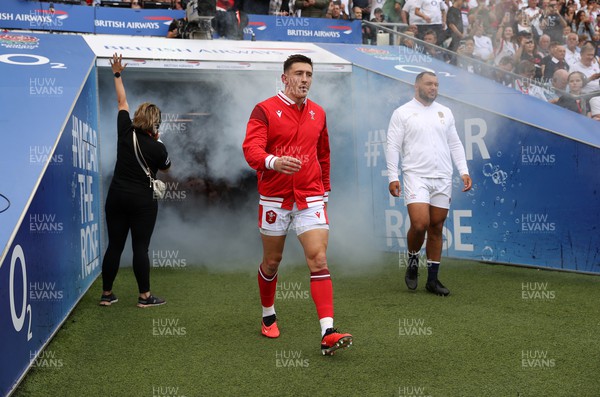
403, 0, 426, 25
416, 0, 445, 25
386, 98, 469, 183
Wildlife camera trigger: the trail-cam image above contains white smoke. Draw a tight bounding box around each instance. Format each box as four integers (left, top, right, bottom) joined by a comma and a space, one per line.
98, 66, 382, 273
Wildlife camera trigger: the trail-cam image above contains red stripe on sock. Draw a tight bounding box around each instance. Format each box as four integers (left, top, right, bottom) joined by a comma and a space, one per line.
310, 269, 333, 319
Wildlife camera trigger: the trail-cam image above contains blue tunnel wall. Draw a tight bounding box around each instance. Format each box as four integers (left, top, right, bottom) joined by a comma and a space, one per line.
332, 45, 600, 273
0, 33, 101, 396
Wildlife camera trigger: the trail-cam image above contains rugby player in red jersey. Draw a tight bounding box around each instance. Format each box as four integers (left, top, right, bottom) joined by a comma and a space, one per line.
243, 54, 352, 356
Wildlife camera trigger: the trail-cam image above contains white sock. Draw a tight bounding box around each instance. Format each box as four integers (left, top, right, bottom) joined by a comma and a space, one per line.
319, 317, 334, 337
262, 305, 275, 318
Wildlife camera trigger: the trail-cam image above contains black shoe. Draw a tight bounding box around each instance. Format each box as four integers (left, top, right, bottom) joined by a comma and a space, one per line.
99, 293, 118, 306
426, 279, 450, 296
405, 263, 419, 290
137, 295, 166, 308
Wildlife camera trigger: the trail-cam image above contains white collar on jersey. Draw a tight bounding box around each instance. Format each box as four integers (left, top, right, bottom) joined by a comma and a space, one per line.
277, 90, 308, 107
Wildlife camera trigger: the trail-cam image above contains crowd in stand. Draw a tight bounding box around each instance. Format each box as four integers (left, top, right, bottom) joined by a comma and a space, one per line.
77, 0, 600, 118
386, 0, 600, 118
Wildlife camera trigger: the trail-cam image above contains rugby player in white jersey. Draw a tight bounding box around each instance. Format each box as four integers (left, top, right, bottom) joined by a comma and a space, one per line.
386, 72, 472, 296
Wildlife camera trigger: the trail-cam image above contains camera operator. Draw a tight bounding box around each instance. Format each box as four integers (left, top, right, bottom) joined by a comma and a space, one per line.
167, 17, 187, 38
168, 0, 217, 39
167, 0, 187, 38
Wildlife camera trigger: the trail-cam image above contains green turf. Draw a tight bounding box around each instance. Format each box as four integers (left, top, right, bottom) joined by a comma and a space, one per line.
13, 256, 600, 397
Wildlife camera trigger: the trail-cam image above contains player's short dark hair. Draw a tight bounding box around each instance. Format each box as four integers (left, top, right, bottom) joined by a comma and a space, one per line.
415, 71, 437, 84
283, 54, 313, 73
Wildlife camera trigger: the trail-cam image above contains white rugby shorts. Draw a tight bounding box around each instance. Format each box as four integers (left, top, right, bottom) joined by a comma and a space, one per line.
259, 203, 329, 236
402, 174, 452, 209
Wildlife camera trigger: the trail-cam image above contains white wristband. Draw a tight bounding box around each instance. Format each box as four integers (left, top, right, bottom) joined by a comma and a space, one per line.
265, 155, 279, 170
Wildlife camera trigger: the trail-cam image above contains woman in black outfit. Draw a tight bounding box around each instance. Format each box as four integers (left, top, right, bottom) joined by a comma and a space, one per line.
100, 53, 171, 308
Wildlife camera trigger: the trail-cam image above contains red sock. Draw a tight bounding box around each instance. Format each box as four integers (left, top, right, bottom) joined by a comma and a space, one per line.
310, 269, 334, 319
258, 265, 277, 308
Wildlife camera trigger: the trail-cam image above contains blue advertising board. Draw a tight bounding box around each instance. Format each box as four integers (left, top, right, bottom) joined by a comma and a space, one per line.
0, 32, 96, 262
0, 0, 94, 33
95, 6, 182, 36
0, 0, 182, 36
244, 15, 361, 44
319, 44, 600, 273
0, 0, 361, 42
0, 32, 100, 396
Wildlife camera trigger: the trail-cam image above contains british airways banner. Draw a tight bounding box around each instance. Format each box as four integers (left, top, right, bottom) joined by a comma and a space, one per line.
0, 1, 94, 33
319, 44, 600, 274
0, 1, 182, 36
0, 0, 360, 43
84, 34, 352, 71
94, 7, 182, 36
244, 16, 361, 44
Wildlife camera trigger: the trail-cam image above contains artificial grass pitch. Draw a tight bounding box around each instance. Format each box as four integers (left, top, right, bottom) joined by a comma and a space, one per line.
14, 257, 600, 397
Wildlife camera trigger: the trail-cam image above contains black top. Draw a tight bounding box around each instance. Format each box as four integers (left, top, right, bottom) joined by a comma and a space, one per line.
543, 13, 564, 42
109, 110, 171, 195
446, 7, 463, 40
556, 95, 589, 115
541, 55, 569, 81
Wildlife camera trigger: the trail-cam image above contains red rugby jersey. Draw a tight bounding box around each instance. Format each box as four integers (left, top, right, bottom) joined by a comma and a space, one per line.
243, 91, 331, 210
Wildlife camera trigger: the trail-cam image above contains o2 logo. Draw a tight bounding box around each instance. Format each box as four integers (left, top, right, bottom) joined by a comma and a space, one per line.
393, 64, 454, 77
0, 54, 66, 69
8, 244, 33, 341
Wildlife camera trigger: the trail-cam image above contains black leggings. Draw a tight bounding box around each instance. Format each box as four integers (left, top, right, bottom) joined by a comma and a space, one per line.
101, 188, 158, 293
